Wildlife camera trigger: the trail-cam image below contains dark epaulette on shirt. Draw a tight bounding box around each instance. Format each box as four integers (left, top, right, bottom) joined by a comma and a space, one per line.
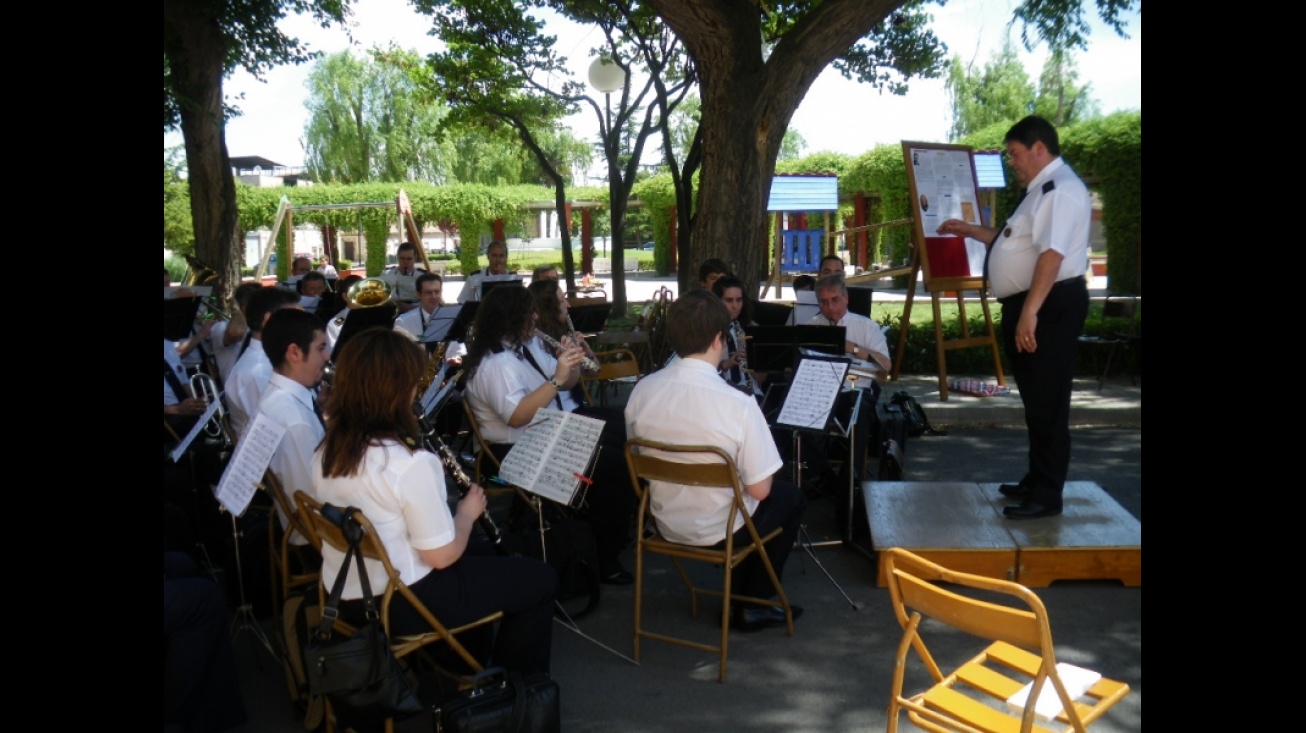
1042, 180, 1056, 194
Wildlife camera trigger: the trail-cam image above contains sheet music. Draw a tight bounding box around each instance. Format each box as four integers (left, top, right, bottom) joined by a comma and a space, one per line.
170, 399, 222, 463
214, 412, 285, 516
792, 290, 820, 325
499, 408, 604, 505
421, 305, 462, 344
776, 358, 849, 430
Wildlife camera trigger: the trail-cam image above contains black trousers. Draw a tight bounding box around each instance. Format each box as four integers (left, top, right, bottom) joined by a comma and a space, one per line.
164, 552, 248, 733
725, 478, 806, 601
1000, 277, 1089, 507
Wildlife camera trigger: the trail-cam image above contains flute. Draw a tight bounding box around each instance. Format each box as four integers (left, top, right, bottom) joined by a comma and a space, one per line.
537, 329, 600, 373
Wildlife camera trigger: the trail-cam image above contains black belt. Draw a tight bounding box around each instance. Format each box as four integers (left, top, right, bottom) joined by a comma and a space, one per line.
997, 276, 1085, 305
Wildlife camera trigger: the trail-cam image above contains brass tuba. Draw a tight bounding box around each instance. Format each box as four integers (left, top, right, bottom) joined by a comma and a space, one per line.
335, 277, 394, 326
182, 255, 220, 286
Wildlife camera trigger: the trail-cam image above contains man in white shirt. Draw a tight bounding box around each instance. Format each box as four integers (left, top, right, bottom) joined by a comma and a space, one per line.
226, 287, 300, 437
625, 290, 806, 632
257, 309, 329, 546
459, 240, 511, 303
380, 241, 426, 313
808, 274, 891, 372
936, 115, 1091, 520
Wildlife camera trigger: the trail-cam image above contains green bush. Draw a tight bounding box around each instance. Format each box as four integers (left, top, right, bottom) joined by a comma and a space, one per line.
337, 258, 353, 271
164, 254, 189, 284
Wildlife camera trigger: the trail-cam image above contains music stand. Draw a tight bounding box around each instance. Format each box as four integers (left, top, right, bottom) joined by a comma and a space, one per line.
478, 277, 524, 302
448, 302, 477, 343
331, 304, 398, 361
164, 296, 203, 341
568, 302, 612, 335
752, 300, 795, 327
847, 286, 873, 317
744, 324, 845, 373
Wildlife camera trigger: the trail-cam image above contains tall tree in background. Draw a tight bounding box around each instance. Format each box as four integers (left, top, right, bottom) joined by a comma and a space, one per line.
644, 0, 1136, 292
945, 40, 1035, 141
163, 0, 351, 295
303, 48, 457, 183
164, 146, 194, 253
1035, 48, 1098, 126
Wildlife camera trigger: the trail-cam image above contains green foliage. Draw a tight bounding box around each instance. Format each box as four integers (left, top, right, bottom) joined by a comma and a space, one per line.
164, 254, 189, 284
336, 258, 353, 271
842, 145, 914, 272
632, 173, 680, 276
1060, 111, 1142, 293
945, 39, 1035, 142
1034, 48, 1099, 126
163, 147, 193, 252
303, 48, 456, 184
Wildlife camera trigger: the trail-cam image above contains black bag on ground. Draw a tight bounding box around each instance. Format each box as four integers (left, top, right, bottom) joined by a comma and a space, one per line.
303, 504, 423, 727
506, 503, 601, 620
889, 391, 947, 437
434, 666, 560, 733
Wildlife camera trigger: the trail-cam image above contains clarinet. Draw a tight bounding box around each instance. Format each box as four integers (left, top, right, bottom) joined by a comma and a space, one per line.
729, 320, 756, 396
430, 434, 507, 552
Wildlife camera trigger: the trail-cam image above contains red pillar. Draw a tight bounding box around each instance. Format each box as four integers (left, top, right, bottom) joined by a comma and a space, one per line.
795, 213, 807, 229
581, 208, 594, 275
492, 219, 506, 242
854, 192, 869, 269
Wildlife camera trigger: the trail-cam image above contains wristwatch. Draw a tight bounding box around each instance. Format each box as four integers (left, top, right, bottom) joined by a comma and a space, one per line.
852, 346, 862, 359
547, 378, 560, 390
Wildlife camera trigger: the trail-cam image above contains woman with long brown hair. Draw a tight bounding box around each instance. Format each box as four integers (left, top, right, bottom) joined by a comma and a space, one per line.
313, 326, 556, 675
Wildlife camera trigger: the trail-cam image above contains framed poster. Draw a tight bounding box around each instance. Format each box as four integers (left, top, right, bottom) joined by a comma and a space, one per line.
903, 142, 987, 285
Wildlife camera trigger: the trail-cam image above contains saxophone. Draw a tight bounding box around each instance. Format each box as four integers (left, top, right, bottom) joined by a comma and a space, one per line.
416, 342, 449, 398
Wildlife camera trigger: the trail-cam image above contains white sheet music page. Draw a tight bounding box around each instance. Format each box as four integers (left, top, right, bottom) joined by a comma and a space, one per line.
776, 358, 849, 430
170, 399, 223, 463
499, 408, 605, 505
214, 412, 285, 516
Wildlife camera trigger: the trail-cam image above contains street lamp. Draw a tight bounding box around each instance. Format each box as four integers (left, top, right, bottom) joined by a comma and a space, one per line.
588, 57, 626, 280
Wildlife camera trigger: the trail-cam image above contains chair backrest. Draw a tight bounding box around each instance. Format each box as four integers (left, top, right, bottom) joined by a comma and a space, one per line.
262, 470, 319, 551
580, 348, 643, 404
624, 439, 753, 546
882, 547, 1126, 732
1088, 293, 1139, 340
462, 395, 501, 484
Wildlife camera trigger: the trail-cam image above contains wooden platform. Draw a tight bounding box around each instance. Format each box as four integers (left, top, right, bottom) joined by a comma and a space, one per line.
867, 481, 1141, 588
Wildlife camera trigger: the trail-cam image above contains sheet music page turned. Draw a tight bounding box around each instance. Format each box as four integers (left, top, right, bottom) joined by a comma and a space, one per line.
776, 358, 849, 430
214, 412, 285, 516
499, 408, 605, 506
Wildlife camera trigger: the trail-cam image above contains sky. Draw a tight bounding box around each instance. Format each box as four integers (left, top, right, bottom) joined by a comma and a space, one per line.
164, 0, 1141, 172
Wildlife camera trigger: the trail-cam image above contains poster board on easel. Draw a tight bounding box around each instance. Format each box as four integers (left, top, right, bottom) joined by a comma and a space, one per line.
897, 141, 1005, 402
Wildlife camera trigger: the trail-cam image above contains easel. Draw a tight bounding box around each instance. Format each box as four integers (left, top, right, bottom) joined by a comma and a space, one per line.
894, 142, 1005, 402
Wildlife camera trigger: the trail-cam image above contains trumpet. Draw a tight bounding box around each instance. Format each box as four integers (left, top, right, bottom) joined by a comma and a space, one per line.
189, 372, 231, 445
536, 329, 600, 373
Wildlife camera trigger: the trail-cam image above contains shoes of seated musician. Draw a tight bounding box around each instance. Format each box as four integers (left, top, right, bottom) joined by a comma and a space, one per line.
1003, 501, 1061, 520
998, 483, 1030, 499
731, 602, 803, 633
600, 562, 634, 586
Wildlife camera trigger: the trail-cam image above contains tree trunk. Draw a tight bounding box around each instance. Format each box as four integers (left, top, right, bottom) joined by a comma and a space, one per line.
165, 0, 242, 298
646, 0, 904, 294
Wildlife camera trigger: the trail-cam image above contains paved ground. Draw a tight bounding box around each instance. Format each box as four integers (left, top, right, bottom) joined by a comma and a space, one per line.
215, 273, 1140, 732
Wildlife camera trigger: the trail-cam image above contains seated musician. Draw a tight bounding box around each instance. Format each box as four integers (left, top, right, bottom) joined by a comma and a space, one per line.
711, 275, 766, 399
312, 327, 556, 675
379, 241, 426, 314
257, 309, 329, 548
297, 271, 328, 316
226, 287, 300, 437
464, 285, 636, 586
528, 279, 600, 383
395, 272, 467, 362
324, 274, 363, 353
207, 282, 263, 386
459, 239, 511, 304
697, 257, 732, 291
624, 290, 806, 632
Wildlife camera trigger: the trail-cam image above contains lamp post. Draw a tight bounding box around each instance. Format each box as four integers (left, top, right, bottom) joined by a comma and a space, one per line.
588, 57, 627, 311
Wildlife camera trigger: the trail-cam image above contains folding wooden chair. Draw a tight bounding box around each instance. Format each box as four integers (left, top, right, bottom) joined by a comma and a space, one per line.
1078, 294, 1140, 389
580, 348, 643, 407
624, 439, 795, 682
294, 491, 504, 733
883, 547, 1131, 733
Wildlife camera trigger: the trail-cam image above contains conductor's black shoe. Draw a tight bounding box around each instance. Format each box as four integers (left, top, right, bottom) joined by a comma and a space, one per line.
731, 604, 803, 632
1003, 502, 1061, 520
998, 483, 1030, 498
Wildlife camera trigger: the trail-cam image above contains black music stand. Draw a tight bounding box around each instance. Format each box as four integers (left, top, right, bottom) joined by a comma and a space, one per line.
847, 286, 873, 317
752, 300, 795, 327
568, 303, 612, 336
744, 324, 845, 373
164, 296, 203, 341
478, 277, 524, 302
331, 304, 398, 361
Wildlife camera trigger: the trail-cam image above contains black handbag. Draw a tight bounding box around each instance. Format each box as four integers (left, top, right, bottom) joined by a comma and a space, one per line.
434, 666, 560, 733
304, 504, 423, 726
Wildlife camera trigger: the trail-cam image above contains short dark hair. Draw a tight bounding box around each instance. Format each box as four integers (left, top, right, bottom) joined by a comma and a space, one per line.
262, 308, 323, 370
246, 286, 299, 334
667, 289, 731, 358
487, 240, 508, 255
292, 255, 312, 269
792, 275, 816, 291
819, 254, 844, 270
300, 271, 326, 289
233, 282, 264, 309
814, 273, 847, 296
531, 264, 559, 282
397, 241, 417, 255
1005, 115, 1061, 156
697, 258, 731, 284
415, 272, 443, 291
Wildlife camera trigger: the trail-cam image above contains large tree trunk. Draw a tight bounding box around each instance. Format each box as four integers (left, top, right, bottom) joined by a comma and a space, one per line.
647, 0, 903, 294
165, 0, 242, 298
